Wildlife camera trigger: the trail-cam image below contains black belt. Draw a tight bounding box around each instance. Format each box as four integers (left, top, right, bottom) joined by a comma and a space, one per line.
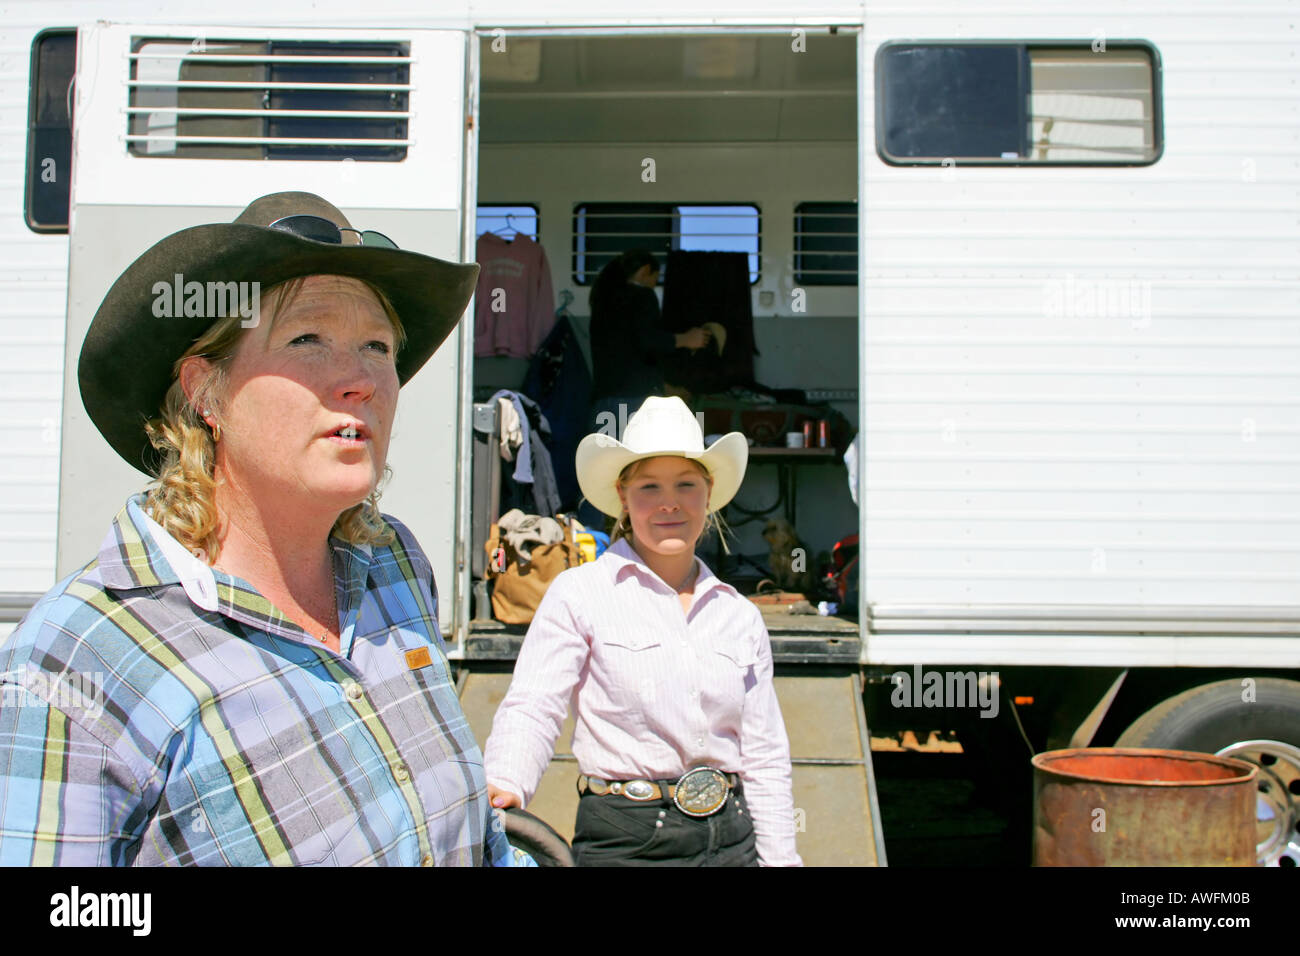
577, 767, 738, 817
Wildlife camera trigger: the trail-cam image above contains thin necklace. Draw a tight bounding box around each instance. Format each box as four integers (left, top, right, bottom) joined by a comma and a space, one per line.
314, 555, 339, 644
309, 597, 338, 644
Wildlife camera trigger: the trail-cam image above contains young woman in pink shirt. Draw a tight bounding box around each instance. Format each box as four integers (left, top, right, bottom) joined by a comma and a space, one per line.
484, 396, 802, 866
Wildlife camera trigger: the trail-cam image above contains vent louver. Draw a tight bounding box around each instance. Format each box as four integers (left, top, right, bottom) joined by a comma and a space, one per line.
126, 38, 411, 160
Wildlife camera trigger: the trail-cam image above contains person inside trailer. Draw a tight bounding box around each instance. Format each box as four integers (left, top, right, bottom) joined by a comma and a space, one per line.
0, 192, 532, 866
582, 250, 714, 526
484, 396, 802, 866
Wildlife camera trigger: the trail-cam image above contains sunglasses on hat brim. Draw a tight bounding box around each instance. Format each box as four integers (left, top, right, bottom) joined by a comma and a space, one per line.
267, 214, 398, 249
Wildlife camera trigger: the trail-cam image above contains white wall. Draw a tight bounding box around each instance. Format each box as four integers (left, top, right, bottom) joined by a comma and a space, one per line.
0, 19, 71, 594
859, 9, 1300, 614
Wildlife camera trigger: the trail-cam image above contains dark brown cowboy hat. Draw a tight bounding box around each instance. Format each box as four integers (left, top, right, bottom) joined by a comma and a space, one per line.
78, 191, 480, 475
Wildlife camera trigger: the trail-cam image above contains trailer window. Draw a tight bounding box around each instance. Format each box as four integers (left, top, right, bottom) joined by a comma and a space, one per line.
126, 38, 410, 161
477, 204, 539, 241
573, 202, 759, 284
677, 205, 759, 283
25, 29, 76, 233
794, 202, 858, 286
876, 42, 1160, 165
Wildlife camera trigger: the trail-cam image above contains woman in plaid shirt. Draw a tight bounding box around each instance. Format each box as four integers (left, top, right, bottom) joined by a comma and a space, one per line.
0, 192, 530, 866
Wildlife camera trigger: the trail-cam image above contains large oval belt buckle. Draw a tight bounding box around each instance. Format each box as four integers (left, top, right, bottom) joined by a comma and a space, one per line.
673, 767, 730, 817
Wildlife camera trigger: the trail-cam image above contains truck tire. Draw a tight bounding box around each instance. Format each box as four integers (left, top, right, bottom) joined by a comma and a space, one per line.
1116, 677, 1300, 866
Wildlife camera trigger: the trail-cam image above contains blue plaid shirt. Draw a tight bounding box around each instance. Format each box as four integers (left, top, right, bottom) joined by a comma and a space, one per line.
0, 494, 532, 866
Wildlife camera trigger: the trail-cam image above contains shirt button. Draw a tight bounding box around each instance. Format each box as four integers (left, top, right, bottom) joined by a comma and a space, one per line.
344, 680, 363, 701
421, 854, 433, 867
393, 762, 410, 782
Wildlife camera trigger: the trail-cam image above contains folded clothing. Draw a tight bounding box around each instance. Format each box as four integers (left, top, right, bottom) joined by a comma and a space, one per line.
498, 508, 564, 564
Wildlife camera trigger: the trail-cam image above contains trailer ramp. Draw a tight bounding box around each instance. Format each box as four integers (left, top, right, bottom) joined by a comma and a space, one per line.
457, 655, 885, 866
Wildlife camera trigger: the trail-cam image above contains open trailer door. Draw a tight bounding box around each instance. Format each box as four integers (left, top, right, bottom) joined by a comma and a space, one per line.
58, 22, 476, 638
456, 21, 885, 864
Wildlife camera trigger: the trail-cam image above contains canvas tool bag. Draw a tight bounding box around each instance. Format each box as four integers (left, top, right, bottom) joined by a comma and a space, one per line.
484, 520, 581, 624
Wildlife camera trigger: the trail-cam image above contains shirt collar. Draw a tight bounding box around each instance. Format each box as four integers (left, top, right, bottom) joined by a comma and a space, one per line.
602, 536, 734, 601
97, 493, 375, 632
97, 494, 206, 599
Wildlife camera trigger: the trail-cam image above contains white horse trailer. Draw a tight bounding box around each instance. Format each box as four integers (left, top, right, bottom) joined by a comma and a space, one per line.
2, 0, 1297, 865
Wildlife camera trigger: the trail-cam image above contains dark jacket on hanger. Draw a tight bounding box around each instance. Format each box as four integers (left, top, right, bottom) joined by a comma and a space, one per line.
590, 283, 675, 400
661, 250, 756, 394
523, 315, 591, 511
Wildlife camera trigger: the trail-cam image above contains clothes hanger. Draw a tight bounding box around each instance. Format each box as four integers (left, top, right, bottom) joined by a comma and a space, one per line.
479, 212, 521, 241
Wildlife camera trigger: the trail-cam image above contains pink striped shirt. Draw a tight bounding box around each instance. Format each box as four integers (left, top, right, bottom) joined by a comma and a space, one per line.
484, 538, 802, 866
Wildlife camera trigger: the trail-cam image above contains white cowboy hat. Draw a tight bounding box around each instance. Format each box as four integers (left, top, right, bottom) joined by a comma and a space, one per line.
576, 396, 748, 518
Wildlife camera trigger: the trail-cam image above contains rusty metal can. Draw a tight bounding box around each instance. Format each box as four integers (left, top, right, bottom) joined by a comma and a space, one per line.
802, 421, 813, 448
818, 420, 829, 448
1031, 748, 1258, 866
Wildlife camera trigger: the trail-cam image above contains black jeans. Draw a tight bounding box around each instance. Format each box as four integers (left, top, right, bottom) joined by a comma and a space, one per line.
572, 780, 759, 867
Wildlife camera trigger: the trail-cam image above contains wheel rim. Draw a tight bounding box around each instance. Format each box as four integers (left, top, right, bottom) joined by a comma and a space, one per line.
1215, 739, 1300, 867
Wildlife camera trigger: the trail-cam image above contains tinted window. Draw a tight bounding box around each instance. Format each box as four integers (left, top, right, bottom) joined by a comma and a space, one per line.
877, 42, 1160, 165
127, 38, 409, 161
266, 41, 408, 161
881, 44, 1027, 160
25, 29, 76, 233
573, 202, 760, 284
677, 205, 759, 283
794, 201, 857, 286
572, 203, 673, 284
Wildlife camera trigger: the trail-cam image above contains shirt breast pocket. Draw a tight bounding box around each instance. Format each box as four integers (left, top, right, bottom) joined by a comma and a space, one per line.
596, 633, 665, 713
708, 636, 759, 713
